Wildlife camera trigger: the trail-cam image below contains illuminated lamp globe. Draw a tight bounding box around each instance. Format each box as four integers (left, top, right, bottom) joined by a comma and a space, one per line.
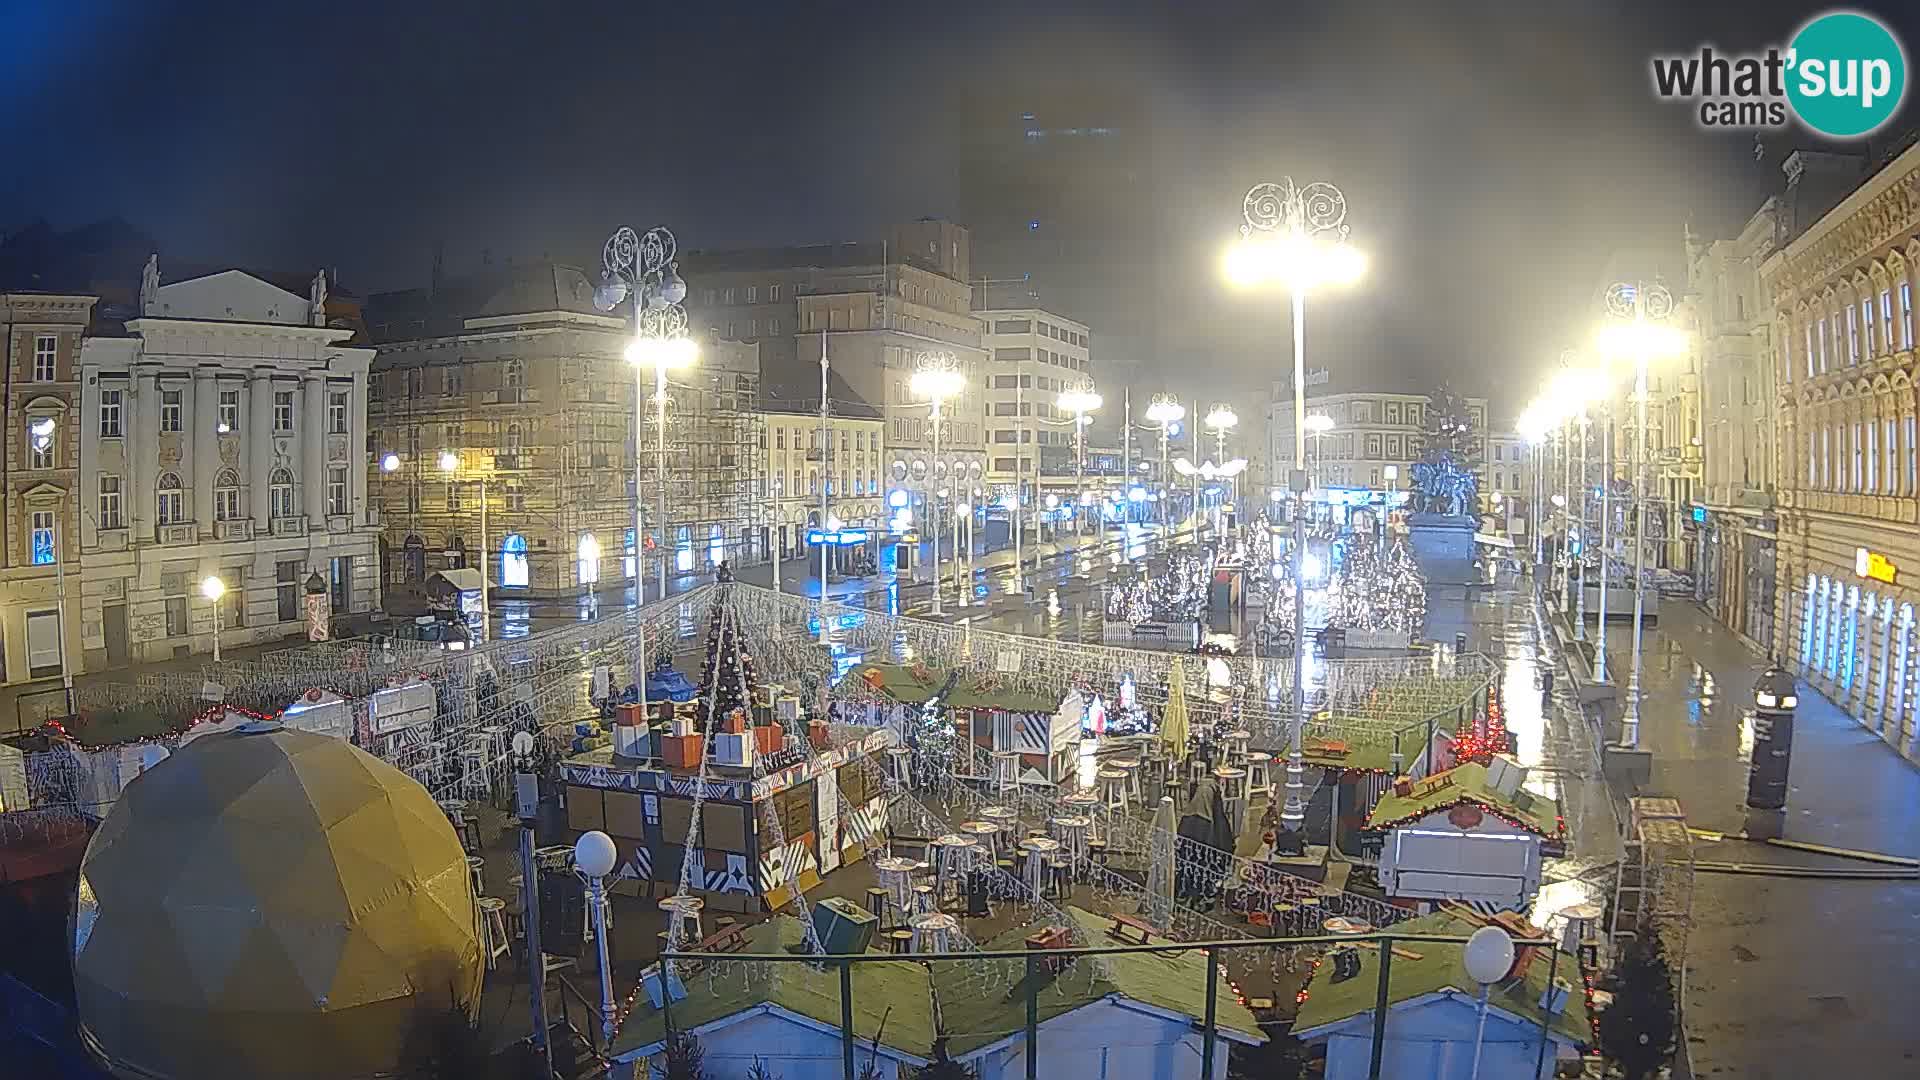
72, 724, 482, 1080
574, 829, 618, 878
1462, 925, 1515, 985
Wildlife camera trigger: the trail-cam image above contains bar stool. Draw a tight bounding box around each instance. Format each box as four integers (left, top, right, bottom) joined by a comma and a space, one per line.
961, 819, 1002, 858
928, 836, 973, 904
1247, 751, 1273, 798
865, 886, 894, 929
1019, 837, 1060, 900
477, 897, 510, 969
887, 928, 916, 955
1223, 729, 1252, 767
459, 737, 492, 800
659, 895, 705, 944
910, 911, 959, 953
1097, 767, 1131, 812
911, 884, 937, 916
979, 804, 1020, 852
1213, 765, 1248, 831
480, 724, 510, 797
1060, 792, 1102, 842
466, 855, 486, 899
991, 750, 1022, 796
1111, 758, 1142, 803
888, 745, 914, 789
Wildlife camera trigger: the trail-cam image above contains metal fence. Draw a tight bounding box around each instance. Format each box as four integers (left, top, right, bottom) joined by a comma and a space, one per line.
662, 928, 1573, 1080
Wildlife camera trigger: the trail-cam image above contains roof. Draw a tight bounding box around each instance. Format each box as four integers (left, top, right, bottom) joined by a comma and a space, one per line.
941, 908, 1264, 1056
1291, 911, 1590, 1047
761, 368, 882, 420
610, 917, 938, 1060
364, 261, 606, 342
1364, 761, 1560, 837
428, 568, 485, 593
843, 663, 1061, 714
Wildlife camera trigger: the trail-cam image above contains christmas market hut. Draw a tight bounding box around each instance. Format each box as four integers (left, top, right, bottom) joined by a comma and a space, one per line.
560, 605, 896, 911
842, 661, 1080, 786
1365, 759, 1564, 913
1291, 909, 1589, 1080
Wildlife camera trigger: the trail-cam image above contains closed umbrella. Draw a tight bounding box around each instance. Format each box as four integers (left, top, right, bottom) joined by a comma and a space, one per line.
1145, 795, 1178, 928
1160, 658, 1191, 763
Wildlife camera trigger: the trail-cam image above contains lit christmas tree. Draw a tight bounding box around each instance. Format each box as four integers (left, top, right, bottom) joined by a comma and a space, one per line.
696, 605, 760, 726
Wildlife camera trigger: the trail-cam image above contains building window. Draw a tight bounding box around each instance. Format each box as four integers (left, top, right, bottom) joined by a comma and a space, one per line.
30, 510, 55, 565
447, 482, 462, 511
444, 366, 463, 396
165, 597, 187, 638
155, 388, 182, 432
746, 286, 758, 303
328, 391, 349, 434
1862, 297, 1877, 356
99, 388, 123, 437
32, 334, 56, 381
277, 561, 301, 623
1816, 318, 1828, 371
445, 421, 462, 447
1805, 323, 1817, 377
214, 470, 240, 521
1902, 283, 1915, 349
1867, 422, 1879, 492
156, 472, 185, 525
98, 476, 123, 529
274, 391, 295, 431
219, 389, 240, 432
503, 359, 524, 390
505, 483, 525, 511
270, 467, 296, 519
775, 428, 785, 450
28, 419, 54, 469
327, 466, 349, 516
770, 284, 782, 302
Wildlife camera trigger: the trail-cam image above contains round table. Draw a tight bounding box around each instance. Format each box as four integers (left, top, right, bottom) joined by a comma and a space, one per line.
1018, 837, 1062, 899
660, 895, 705, 942
960, 820, 1002, 855
1049, 815, 1091, 863
930, 835, 980, 900
908, 911, 961, 952
980, 804, 1020, 845
874, 856, 920, 914
1324, 917, 1373, 935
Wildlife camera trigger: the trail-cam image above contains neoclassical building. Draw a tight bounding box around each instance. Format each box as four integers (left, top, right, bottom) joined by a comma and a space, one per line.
1760, 146, 1920, 761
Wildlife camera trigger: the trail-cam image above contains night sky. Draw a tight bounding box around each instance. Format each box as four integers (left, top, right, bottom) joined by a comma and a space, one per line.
7, 0, 1917, 420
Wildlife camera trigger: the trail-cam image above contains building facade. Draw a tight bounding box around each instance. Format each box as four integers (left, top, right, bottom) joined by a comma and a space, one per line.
366, 263, 764, 598
978, 307, 1093, 506
0, 291, 95, 687
1269, 391, 1490, 496
75, 267, 380, 667
1689, 201, 1784, 647
762, 381, 885, 558
1760, 143, 1920, 760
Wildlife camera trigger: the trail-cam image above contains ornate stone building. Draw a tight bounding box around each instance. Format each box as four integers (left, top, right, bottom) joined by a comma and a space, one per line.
76, 265, 380, 667
365, 263, 764, 599
1760, 145, 1920, 760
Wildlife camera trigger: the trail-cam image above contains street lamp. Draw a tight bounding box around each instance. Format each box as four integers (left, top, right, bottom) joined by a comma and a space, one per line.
380, 452, 400, 474
439, 450, 489, 640
200, 575, 227, 664
1143, 395, 1185, 528
597, 225, 693, 612
1301, 412, 1335, 490
572, 830, 619, 1049
1225, 176, 1365, 838
910, 352, 966, 616
1058, 384, 1102, 538
1205, 404, 1240, 527
1597, 281, 1688, 748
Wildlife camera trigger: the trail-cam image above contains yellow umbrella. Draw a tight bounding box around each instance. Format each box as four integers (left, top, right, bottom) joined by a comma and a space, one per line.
1160, 658, 1191, 762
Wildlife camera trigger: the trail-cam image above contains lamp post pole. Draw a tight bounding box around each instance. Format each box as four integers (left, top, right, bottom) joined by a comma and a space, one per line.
1595, 399, 1613, 682
1574, 412, 1589, 641
1617, 280, 1677, 748
931, 396, 944, 615
819, 330, 832, 640
1228, 177, 1364, 839
1560, 420, 1574, 619
910, 352, 963, 617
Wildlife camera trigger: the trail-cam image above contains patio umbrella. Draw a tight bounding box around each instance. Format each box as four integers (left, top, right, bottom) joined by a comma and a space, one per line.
1160, 658, 1191, 762
1145, 795, 1178, 929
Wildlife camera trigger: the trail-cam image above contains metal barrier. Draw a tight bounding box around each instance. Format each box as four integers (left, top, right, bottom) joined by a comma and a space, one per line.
10, 683, 71, 736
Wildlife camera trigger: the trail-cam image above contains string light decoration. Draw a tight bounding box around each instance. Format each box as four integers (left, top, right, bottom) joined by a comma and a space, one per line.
1323, 540, 1427, 635
1449, 678, 1510, 764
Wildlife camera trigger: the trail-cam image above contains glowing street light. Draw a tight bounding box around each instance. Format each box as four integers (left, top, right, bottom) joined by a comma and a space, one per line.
380, 452, 401, 473
1144, 395, 1185, 527
200, 575, 228, 663
439, 450, 489, 638
1224, 176, 1366, 836
911, 353, 967, 615
1058, 384, 1102, 537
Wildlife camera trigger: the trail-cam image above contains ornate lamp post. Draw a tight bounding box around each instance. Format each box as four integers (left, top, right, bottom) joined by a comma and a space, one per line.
1058, 384, 1103, 537
596, 226, 695, 611
1206, 403, 1241, 528
1225, 177, 1365, 837
910, 352, 966, 616
438, 450, 489, 640
1144, 395, 1185, 529
1598, 281, 1688, 747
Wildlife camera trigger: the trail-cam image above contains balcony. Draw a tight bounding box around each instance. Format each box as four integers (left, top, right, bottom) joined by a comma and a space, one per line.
156, 523, 197, 547
215, 520, 254, 542
270, 515, 308, 537
483, 388, 541, 405
495, 453, 526, 471
326, 515, 352, 534
95, 527, 128, 552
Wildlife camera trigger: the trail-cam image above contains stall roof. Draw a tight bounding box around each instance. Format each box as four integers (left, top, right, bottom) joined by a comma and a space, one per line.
844, 663, 1060, 714
1292, 910, 1590, 1047
1364, 761, 1560, 836
428, 568, 485, 593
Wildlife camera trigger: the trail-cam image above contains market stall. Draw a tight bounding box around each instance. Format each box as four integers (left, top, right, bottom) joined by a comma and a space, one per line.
844, 662, 1079, 787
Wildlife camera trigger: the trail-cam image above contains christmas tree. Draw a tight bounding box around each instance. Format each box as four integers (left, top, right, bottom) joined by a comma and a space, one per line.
1597, 932, 1677, 1080
696, 606, 760, 726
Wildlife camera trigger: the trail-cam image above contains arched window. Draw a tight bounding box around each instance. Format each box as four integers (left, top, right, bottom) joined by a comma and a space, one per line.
156, 471, 184, 525
577, 532, 600, 586
403, 534, 427, 583
214, 469, 240, 521
504, 422, 523, 453
503, 359, 524, 391
500, 533, 529, 588
269, 467, 296, 520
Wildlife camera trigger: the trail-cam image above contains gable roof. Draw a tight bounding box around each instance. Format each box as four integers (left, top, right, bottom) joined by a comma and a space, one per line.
609, 917, 939, 1061
1364, 761, 1561, 837
1291, 911, 1589, 1047
843, 663, 1061, 715
940, 908, 1265, 1056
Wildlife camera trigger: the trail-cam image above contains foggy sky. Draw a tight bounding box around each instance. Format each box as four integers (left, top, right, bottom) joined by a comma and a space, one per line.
5, 0, 1915, 423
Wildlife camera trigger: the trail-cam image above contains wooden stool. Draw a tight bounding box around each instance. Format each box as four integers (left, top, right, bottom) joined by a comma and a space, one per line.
1247, 751, 1273, 797
1223, 729, 1252, 766
865, 886, 893, 928
888, 928, 915, 955
991, 750, 1021, 796
1098, 767, 1130, 812
478, 897, 510, 969
888, 745, 914, 788
1049, 815, 1090, 867
1087, 838, 1110, 869
1111, 758, 1142, 802
466, 855, 486, 899
1019, 837, 1060, 901
912, 883, 936, 915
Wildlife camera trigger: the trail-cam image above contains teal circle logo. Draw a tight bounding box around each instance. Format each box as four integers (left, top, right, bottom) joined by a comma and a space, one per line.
1786, 11, 1907, 137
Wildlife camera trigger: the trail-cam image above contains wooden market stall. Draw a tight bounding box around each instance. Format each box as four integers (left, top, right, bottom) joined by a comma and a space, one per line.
845, 662, 1080, 787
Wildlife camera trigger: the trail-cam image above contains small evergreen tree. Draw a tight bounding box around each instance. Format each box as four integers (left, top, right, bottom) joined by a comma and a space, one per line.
655, 1025, 710, 1080
1598, 932, 1677, 1080
910, 1040, 979, 1080
746, 1057, 782, 1080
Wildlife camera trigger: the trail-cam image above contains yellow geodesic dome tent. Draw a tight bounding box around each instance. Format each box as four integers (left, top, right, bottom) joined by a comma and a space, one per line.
72, 722, 483, 1080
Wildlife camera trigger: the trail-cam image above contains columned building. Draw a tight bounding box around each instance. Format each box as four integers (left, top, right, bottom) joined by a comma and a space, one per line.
76, 266, 380, 667
762, 379, 885, 559
1269, 391, 1490, 497
366, 263, 764, 598
1688, 201, 1783, 648
1761, 144, 1920, 759
0, 290, 94, 687
977, 307, 1092, 507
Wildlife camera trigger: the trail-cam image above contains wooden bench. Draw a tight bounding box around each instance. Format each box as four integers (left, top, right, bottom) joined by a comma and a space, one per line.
1106, 913, 1155, 946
